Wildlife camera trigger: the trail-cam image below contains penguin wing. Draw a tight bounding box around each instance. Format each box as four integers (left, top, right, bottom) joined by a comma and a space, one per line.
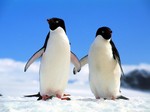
24, 32, 50, 72
110, 40, 124, 75
24, 47, 45, 72
71, 51, 81, 74
80, 55, 88, 67
73, 55, 88, 74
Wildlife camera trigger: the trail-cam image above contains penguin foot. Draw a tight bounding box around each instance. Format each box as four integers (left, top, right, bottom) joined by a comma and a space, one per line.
61, 97, 71, 100
96, 97, 100, 99
63, 94, 71, 96
24, 92, 71, 101
111, 96, 116, 100
56, 94, 71, 100
42, 95, 53, 101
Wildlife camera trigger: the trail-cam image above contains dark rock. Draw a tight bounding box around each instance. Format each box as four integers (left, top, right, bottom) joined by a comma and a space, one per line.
121, 69, 150, 90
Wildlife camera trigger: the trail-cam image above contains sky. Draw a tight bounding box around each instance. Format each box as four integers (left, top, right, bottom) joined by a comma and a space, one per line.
0, 0, 150, 65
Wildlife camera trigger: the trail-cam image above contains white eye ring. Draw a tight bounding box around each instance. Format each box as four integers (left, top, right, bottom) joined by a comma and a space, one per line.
102, 31, 105, 33
56, 21, 59, 23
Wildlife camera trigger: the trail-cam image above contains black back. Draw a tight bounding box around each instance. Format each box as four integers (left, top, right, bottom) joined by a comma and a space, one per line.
96, 27, 112, 40
43, 32, 50, 51
110, 40, 124, 75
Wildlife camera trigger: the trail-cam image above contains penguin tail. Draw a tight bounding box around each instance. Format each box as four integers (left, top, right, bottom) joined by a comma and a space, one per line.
37, 95, 43, 101
117, 95, 129, 100
24, 92, 41, 97
24, 92, 43, 101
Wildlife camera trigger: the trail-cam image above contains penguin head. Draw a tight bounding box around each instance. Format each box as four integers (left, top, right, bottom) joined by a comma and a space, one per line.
96, 27, 112, 40
47, 18, 66, 32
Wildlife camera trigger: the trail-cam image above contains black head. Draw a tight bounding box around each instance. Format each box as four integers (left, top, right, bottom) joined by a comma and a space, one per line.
96, 26, 112, 40
47, 17, 66, 32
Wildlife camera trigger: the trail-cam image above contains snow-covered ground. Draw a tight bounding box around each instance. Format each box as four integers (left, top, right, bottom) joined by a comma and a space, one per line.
0, 59, 150, 112
0, 88, 150, 112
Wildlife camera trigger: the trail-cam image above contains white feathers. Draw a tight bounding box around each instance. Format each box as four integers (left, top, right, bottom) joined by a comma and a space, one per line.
40, 27, 70, 96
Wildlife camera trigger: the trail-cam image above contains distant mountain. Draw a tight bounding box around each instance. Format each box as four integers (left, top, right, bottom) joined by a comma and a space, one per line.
121, 69, 150, 91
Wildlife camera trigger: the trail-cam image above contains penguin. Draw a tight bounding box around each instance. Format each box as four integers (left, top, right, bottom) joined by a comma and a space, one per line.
73, 26, 128, 100
24, 17, 81, 100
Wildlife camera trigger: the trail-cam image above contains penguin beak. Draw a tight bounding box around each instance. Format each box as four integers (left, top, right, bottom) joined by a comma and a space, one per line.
47, 19, 52, 29
47, 19, 51, 24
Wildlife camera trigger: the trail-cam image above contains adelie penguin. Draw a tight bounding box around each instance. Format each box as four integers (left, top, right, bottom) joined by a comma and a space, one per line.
24, 18, 81, 101
74, 27, 128, 100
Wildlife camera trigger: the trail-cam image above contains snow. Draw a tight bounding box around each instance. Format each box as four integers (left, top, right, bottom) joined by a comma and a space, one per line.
0, 59, 150, 112
0, 90, 150, 112
0, 83, 150, 112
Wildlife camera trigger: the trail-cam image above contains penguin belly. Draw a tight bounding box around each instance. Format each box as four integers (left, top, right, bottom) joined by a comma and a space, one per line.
39, 30, 70, 97
88, 37, 121, 99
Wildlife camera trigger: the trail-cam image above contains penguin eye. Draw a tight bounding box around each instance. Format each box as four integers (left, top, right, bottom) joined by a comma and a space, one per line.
55, 20, 59, 24
102, 31, 105, 33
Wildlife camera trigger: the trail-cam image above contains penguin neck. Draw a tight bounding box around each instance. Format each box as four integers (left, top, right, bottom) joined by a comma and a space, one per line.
49, 27, 69, 43
95, 35, 111, 46
50, 27, 66, 35
48, 26, 69, 47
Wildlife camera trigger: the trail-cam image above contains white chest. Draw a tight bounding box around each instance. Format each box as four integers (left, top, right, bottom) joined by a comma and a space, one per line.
88, 36, 121, 98
39, 27, 70, 96
88, 36, 115, 74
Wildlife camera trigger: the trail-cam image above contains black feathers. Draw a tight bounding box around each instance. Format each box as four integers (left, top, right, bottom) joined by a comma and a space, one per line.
43, 32, 50, 51
43, 18, 66, 51
96, 27, 112, 40
47, 18, 66, 33
110, 40, 124, 75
